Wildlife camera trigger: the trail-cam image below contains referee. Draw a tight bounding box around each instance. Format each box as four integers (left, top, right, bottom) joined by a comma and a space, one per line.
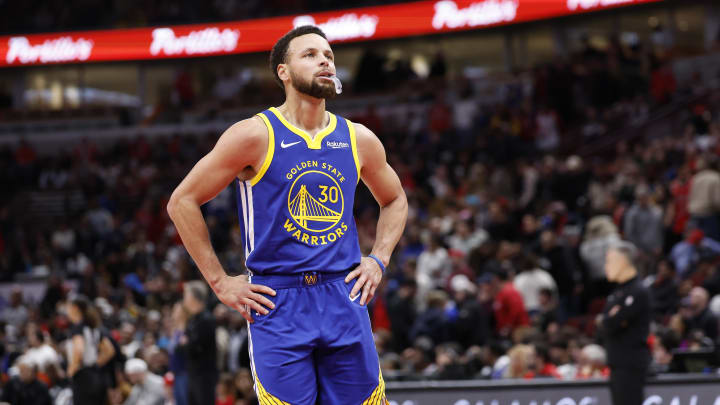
599, 241, 651, 405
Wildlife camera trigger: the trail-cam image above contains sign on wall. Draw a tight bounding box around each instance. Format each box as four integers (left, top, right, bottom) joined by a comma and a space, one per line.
385, 377, 720, 405
0, 0, 660, 67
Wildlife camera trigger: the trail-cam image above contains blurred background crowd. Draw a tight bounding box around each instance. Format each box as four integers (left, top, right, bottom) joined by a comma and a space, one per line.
3, 0, 720, 404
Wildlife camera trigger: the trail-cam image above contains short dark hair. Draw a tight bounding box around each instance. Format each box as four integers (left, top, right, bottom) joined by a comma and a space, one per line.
269, 26, 328, 89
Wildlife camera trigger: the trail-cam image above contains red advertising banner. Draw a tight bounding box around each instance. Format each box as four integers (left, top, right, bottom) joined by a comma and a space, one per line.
0, 0, 661, 67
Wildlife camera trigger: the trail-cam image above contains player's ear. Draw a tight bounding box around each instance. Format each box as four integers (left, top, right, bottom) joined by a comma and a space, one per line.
277, 63, 290, 83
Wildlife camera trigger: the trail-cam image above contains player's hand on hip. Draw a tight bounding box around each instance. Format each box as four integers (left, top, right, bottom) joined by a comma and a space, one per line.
214, 275, 276, 323
345, 257, 383, 306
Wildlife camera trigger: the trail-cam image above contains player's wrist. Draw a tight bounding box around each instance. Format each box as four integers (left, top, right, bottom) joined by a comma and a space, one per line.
367, 254, 386, 273
210, 274, 232, 294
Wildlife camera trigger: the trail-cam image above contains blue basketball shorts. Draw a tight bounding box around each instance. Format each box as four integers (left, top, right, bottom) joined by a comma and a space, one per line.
247, 270, 387, 405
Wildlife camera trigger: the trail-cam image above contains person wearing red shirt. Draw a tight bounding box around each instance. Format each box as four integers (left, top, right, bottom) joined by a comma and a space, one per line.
482, 266, 529, 337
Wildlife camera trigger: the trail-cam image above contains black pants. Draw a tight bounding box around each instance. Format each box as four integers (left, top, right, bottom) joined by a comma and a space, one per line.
187, 372, 217, 405
71, 366, 107, 405
609, 367, 646, 405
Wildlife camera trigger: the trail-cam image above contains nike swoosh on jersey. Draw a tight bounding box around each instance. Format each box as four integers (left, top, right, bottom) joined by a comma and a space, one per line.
280, 140, 302, 148
349, 293, 360, 302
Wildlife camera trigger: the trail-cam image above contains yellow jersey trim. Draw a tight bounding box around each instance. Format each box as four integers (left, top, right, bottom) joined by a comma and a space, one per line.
250, 113, 275, 186
254, 371, 290, 405
268, 106, 337, 150
361, 369, 386, 405
347, 119, 361, 184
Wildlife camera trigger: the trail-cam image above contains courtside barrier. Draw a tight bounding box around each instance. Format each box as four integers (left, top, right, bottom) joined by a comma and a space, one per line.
386, 374, 720, 405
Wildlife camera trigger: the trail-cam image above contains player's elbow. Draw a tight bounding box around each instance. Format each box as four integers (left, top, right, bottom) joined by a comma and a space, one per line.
395, 188, 408, 212
166, 193, 183, 221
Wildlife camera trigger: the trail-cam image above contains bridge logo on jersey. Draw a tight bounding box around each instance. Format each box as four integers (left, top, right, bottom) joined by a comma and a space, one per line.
288, 170, 344, 232
283, 161, 349, 247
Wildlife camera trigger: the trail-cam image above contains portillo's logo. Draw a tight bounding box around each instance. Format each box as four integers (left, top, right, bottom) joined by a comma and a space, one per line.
432, 0, 519, 30
149, 27, 240, 56
567, 0, 637, 10
293, 13, 379, 41
283, 160, 348, 246
6, 36, 94, 64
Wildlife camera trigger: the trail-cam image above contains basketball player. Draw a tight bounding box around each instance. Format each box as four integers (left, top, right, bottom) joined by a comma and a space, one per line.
167, 26, 408, 405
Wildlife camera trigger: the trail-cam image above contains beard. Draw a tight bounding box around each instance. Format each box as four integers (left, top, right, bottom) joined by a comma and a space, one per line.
290, 70, 337, 99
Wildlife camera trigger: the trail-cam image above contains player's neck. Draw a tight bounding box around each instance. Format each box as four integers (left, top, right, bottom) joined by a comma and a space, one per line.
278, 93, 327, 138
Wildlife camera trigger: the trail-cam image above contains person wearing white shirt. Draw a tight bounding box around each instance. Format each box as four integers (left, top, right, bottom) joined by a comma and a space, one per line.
123, 358, 167, 405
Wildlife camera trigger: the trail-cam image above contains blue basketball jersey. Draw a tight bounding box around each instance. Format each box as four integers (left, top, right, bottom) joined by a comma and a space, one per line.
235, 107, 362, 275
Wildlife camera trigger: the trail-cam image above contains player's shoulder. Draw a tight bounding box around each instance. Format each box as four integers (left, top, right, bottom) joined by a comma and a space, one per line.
219, 115, 269, 147
228, 114, 268, 137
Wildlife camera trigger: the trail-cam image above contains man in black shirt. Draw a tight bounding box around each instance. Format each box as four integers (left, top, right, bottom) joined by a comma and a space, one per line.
681, 287, 718, 341
0, 357, 52, 405
599, 240, 650, 405
183, 281, 218, 405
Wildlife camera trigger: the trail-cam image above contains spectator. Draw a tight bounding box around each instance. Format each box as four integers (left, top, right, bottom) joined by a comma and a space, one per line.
431, 343, 465, 380
168, 302, 189, 405
534, 288, 560, 333
533, 343, 561, 379
669, 228, 720, 278
623, 184, 664, 264
447, 220, 487, 256
688, 156, 720, 241
66, 296, 115, 405
215, 373, 236, 405
410, 290, 451, 345
504, 344, 535, 379
513, 258, 557, 314
650, 329, 682, 374
538, 230, 579, 315
23, 323, 60, 376
450, 274, 490, 348
183, 281, 218, 405
480, 341, 510, 379
387, 279, 418, 352
1, 287, 28, 329
482, 267, 529, 337
648, 259, 680, 320
415, 235, 450, 307
123, 358, 166, 405
575, 344, 609, 379
0, 356, 52, 405
679, 287, 718, 341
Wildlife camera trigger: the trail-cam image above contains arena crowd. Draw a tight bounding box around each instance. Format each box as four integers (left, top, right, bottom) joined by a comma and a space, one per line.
2, 35, 720, 405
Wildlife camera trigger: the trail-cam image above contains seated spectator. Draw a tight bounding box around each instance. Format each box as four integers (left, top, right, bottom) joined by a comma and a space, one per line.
123, 358, 166, 405
650, 328, 683, 374
1, 356, 52, 405
648, 259, 680, 320
533, 343, 561, 379
480, 341, 510, 379
503, 344, 536, 379
670, 228, 720, 278
575, 344, 609, 379
679, 287, 718, 341
431, 343, 466, 380
215, 373, 235, 405
534, 288, 560, 333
